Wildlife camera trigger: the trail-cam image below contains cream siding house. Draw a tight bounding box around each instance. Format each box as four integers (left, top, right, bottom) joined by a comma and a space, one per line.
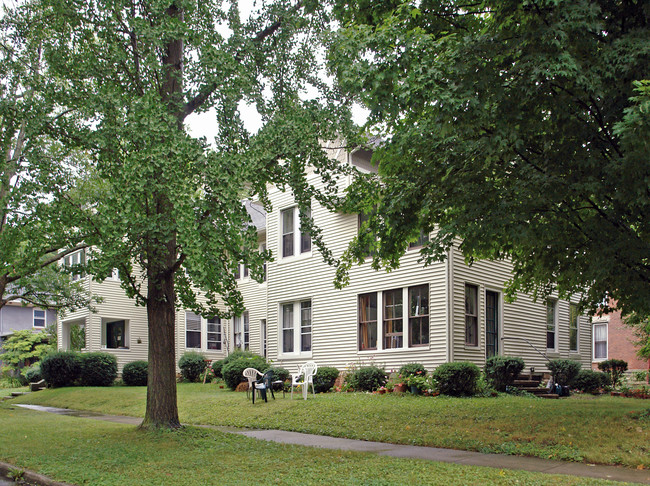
58, 147, 592, 374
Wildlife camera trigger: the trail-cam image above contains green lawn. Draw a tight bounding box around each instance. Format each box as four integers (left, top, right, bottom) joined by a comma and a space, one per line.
0, 387, 27, 398
10, 384, 650, 468
0, 404, 633, 486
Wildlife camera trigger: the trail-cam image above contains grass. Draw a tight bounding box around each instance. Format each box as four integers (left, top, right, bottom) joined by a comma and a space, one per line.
0, 403, 634, 486
0, 386, 27, 398
11, 383, 650, 468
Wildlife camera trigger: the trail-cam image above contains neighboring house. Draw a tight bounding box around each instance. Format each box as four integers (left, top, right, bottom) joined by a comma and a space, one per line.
592, 305, 650, 373
0, 301, 56, 345
57, 145, 593, 373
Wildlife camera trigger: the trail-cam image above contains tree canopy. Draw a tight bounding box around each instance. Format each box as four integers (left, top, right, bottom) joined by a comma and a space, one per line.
10, 0, 354, 428
331, 0, 650, 315
0, 7, 94, 311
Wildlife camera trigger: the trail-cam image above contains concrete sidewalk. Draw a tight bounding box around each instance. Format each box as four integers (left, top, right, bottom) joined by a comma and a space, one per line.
15, 404, 650, 485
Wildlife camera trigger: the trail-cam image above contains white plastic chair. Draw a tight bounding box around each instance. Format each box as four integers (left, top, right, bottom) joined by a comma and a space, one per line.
290, 361, 317, 400
243, 367, 263, 403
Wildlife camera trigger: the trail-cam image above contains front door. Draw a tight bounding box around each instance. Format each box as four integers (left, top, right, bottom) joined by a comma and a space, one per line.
485, 291, 499, 358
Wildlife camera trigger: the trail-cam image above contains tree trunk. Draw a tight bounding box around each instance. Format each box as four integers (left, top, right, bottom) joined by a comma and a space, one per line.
139, 1, 185, 430
140, 237, 181, 429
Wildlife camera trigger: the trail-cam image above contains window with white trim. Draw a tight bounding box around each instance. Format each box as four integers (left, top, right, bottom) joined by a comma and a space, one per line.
408, 285, 429, 346
408, 231, 429, 249
464, 284, 478, 346
383, 289, 403, 349
33, 309, 46, 328
233, 311, 249, 350
207, 317, 222, 350
261, 319, 267, 358
186, 312, 201, 349
569, 303, 579, 352
358, 292, 378, 351
281, 206, 311, 258
63, 249, 86, 281
593, 323, 607, 360
102, 319, 129, 349
280, 300, 311, 355
546, 299, 557, 350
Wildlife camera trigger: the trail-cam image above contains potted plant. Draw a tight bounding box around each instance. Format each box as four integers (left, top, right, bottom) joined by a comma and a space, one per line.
405, 372, 428, 395
387, 375, 408, 393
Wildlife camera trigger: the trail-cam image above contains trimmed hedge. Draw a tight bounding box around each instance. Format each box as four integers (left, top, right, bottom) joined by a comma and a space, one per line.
313, 366, 339, 393
40, 351, 82, 388
212, 350, 258, 378
122, 360, 148, 386
548, 359, 581, 387
598, 359, 628, 388
432, 362, 480, 396
222, 354, 269, 390
574, 369, 606, 393
269, 366, 290, 383
80, 352, 118, 386
178, 351, 207, 383
484, 356, 525, 392
398, 363, 427, 378
347, 366, 386, 392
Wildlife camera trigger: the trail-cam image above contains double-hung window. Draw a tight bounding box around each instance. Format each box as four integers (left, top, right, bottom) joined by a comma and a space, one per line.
281, 300, 312, 355
408, 285, 429, 346
186, 312, 202, 349
593, 323, 607, 360
207, 317, 222, 350
546, 299, 557, 350
33, 309, 46, 328
408, 231, 429, 249
281, 206, 311, 258
383, 289, 403, 349
63, 249, 86, 281
569, 303, 579, 352
464, 284, 478, 346
358, 292, 378, 351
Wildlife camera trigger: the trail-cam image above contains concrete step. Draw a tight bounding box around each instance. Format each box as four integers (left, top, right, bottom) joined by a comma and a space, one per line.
10, 392, 29, 397
539, 393, 560, 399
517, 387, 549, 395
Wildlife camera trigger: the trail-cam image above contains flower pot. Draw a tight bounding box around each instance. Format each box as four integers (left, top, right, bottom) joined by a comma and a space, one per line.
410, 385, 421, 395
377, 389, 386, 394
394, 384, 408, 393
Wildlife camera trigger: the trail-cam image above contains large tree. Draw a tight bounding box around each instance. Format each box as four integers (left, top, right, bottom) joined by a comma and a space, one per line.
16, 0, 353, 428
331, 0, 650, 315
0, 7, 93, 311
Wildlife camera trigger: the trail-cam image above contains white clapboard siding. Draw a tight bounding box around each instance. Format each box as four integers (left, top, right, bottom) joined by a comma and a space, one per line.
449, 244, 592, 372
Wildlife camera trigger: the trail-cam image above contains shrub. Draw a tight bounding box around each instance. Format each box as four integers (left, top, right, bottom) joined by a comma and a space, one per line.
122, 361, 148, 386
40, 351, 82, 387
398, 363, 427, 378
178, 351, 207, 383
347, 366, 386, 392
80, 352, 118, 386
548, 359, 581, 387
598, 359, 628, 388
574, 369, 606, 393
23, 364, 42, 383
484, 356, 525, 392
313, 366, 340, 393
211, 350, 258, 378
222, 354, 269, 390
432, 362, 480, 396
269, 366, 290, 383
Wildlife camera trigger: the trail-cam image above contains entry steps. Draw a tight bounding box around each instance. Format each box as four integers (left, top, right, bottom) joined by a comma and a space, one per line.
513, 373, 559, 399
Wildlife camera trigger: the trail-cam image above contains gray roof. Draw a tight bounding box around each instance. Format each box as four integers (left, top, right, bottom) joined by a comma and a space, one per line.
244, 200, 266, 231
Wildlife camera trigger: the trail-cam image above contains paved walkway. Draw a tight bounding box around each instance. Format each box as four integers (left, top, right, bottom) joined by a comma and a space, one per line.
15, 404, 650, 485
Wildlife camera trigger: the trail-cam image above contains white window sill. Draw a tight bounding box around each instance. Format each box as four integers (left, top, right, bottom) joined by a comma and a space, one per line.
278, 252, 312, 265
278, 352, 312, 360
101, 347, 130, 351
359, 345, 431, 354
